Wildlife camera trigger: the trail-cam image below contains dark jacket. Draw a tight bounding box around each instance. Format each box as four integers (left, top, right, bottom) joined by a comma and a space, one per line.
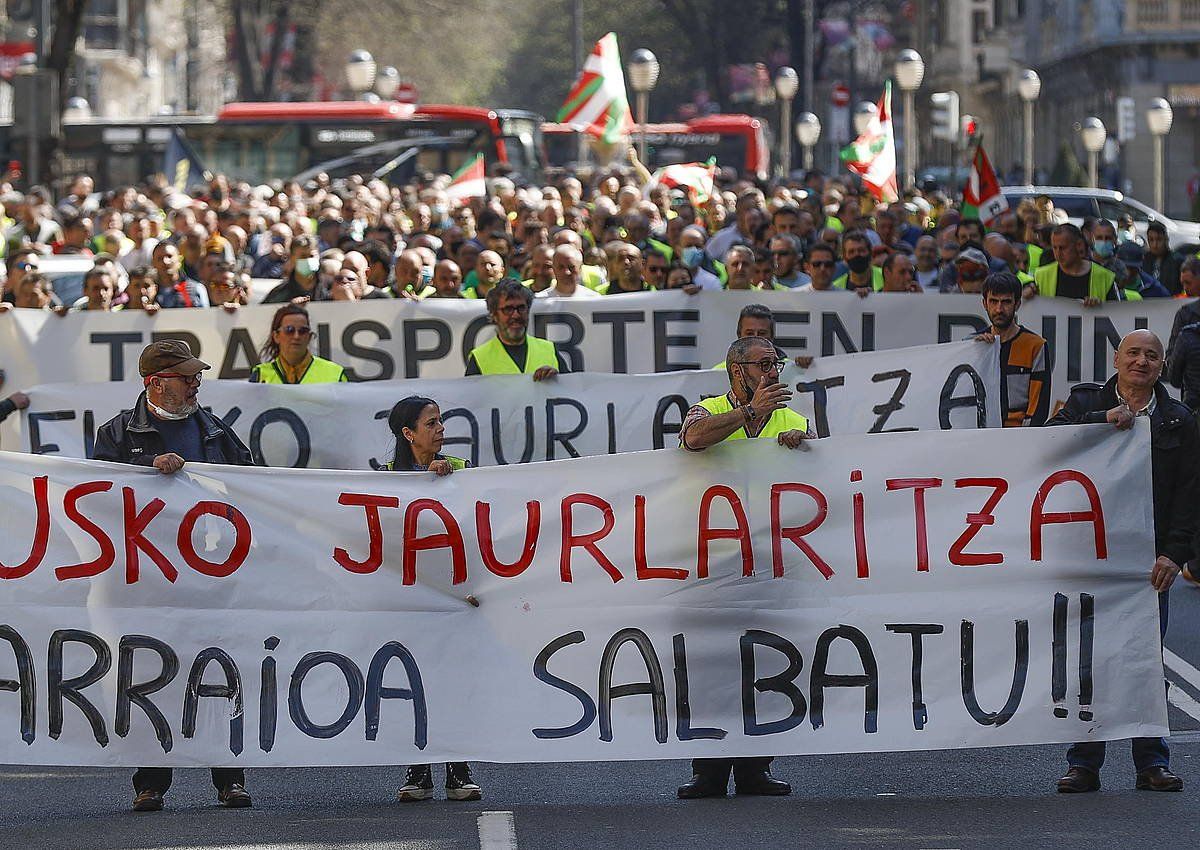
93, 392, 254, 467
1046, 376, 1198, 566
0, 396, 15, 425
1167, 300, 1200, 367
1169, 320, 1200, 410
1147, 249, 1184, 296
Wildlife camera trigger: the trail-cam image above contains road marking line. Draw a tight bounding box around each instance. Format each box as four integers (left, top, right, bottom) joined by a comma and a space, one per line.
1164, 648, 1200, 692
1168, 681, 1200, 723
478, 811, 517, 850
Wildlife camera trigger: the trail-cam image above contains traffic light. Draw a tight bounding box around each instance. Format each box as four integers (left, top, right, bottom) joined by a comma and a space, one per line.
930, 91, 959, 141
961, 114, 980, 146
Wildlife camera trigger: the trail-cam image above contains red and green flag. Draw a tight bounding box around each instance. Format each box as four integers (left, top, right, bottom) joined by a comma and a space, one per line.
646, 159, 718, 205
556, 32, 634, 145
445, 153, 486, 204
840, 81, 898, 203
962, 144, 1009, 226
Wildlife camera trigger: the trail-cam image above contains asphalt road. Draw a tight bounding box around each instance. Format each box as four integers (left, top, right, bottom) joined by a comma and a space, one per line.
4, 581, 1200, 849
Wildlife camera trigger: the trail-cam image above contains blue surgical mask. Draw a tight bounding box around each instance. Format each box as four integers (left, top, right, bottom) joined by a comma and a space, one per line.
1092, 239, 1115, 258
681, 246, 705, 267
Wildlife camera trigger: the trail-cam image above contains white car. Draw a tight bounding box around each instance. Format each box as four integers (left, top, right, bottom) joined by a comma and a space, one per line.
1001, 186, 1200, 252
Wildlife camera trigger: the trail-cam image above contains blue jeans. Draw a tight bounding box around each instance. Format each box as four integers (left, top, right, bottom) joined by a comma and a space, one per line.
1067, 591, 1170, 773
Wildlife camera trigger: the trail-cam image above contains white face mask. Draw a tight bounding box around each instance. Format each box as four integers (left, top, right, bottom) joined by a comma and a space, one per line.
147, 398, 196, 420
295, 257, 319, 276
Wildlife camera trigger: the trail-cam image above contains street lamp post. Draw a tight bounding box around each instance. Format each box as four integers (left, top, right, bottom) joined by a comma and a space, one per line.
1147, 97, 1173, 213
853, 101, 877, 136
345, 50, 377, 98
627, 49, 660, 164
795, 112, 821, 171
774, 66, 799, 178
1080, 117, 1106, 189
894, 49, 924, 191
1017, 69, 1041, 185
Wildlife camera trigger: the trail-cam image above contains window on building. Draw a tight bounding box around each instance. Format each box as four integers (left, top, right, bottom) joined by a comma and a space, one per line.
83, 0, 129, 52
1138, 0, 1169, 24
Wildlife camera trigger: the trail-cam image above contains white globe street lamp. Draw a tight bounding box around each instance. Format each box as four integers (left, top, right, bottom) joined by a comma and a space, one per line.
894, 49, 924, 190
628, 49, 660, 163
345, 50, 377, 96
795, 112, 821, 171
1147, 98, 1173, 213
375, 66, 400, 100
853, 101, 877, 136
1080, 117, 1106, 188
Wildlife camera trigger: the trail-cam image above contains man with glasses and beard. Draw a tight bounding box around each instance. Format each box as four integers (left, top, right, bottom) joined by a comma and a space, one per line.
92, 341, 256, 812
675, 334, 814, 799
465, 280, 570, 379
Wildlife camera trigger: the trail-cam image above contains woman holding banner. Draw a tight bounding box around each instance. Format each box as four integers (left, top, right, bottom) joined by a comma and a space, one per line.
248, 304, 350, 384
384, 395, 480, 801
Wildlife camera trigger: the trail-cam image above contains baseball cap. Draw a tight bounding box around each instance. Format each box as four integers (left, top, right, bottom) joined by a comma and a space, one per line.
1115, 241, 1145, 268
138, 340, 210, 378
955, 247, 989, 267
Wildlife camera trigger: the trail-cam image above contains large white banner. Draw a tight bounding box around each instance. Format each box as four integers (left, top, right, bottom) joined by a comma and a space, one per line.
13, 341, 1000, 466
0, 291, 1185, 401
0, 425, 1166, 766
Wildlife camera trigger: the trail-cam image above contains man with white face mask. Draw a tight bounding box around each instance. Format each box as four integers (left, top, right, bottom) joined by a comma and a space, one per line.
262, 234, 325, 303
92, 341, 256, 811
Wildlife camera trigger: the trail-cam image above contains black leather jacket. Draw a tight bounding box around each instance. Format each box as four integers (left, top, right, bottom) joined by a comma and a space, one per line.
1046, 376, 1198, 566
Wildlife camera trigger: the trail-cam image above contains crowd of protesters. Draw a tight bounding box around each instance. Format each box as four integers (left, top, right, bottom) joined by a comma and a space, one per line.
0, 150, 1199, 809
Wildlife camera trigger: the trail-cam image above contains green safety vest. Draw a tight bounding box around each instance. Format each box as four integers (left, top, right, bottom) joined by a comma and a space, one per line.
696, 394, 809, 440
1027, 244, 1043, 270
1033, 262, 1141, 301
832, 266, 884, 292
469, 335, 558, 375
250, 356, 348, 384
385, 455, 468, 472
647, 238, 674, 263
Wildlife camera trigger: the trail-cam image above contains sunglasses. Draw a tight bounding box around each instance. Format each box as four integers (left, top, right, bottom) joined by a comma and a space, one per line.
280, 325, 312, 336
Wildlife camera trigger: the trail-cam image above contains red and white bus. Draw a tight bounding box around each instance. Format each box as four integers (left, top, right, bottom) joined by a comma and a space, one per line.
542, 113, 769, 181
53, 102, 546, 187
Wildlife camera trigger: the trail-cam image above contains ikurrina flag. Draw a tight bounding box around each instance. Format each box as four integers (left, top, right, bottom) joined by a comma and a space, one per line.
445, 153, 486, 204
646, 159, 717, 204
962, 144, 1009, 226
840, 81, 899, 203
556, 32, 634, 145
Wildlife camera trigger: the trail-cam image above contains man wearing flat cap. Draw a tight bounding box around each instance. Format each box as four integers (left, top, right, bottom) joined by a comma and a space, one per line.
93, 340, 255, 812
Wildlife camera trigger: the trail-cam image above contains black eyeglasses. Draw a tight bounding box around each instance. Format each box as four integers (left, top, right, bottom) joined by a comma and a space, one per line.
733, 357, 787, 373
497, 304, 529, 317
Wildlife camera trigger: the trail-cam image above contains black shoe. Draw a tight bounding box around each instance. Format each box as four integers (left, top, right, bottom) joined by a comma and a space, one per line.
677, 774, 728, 799
1057, 766, 1101, 793
397, 764, 434, 802
132, 789, 164, 812
735, 770, 791, 796
445, 762, 482, 801
1136, 766, 1183, 792
217, 783, 252, 808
